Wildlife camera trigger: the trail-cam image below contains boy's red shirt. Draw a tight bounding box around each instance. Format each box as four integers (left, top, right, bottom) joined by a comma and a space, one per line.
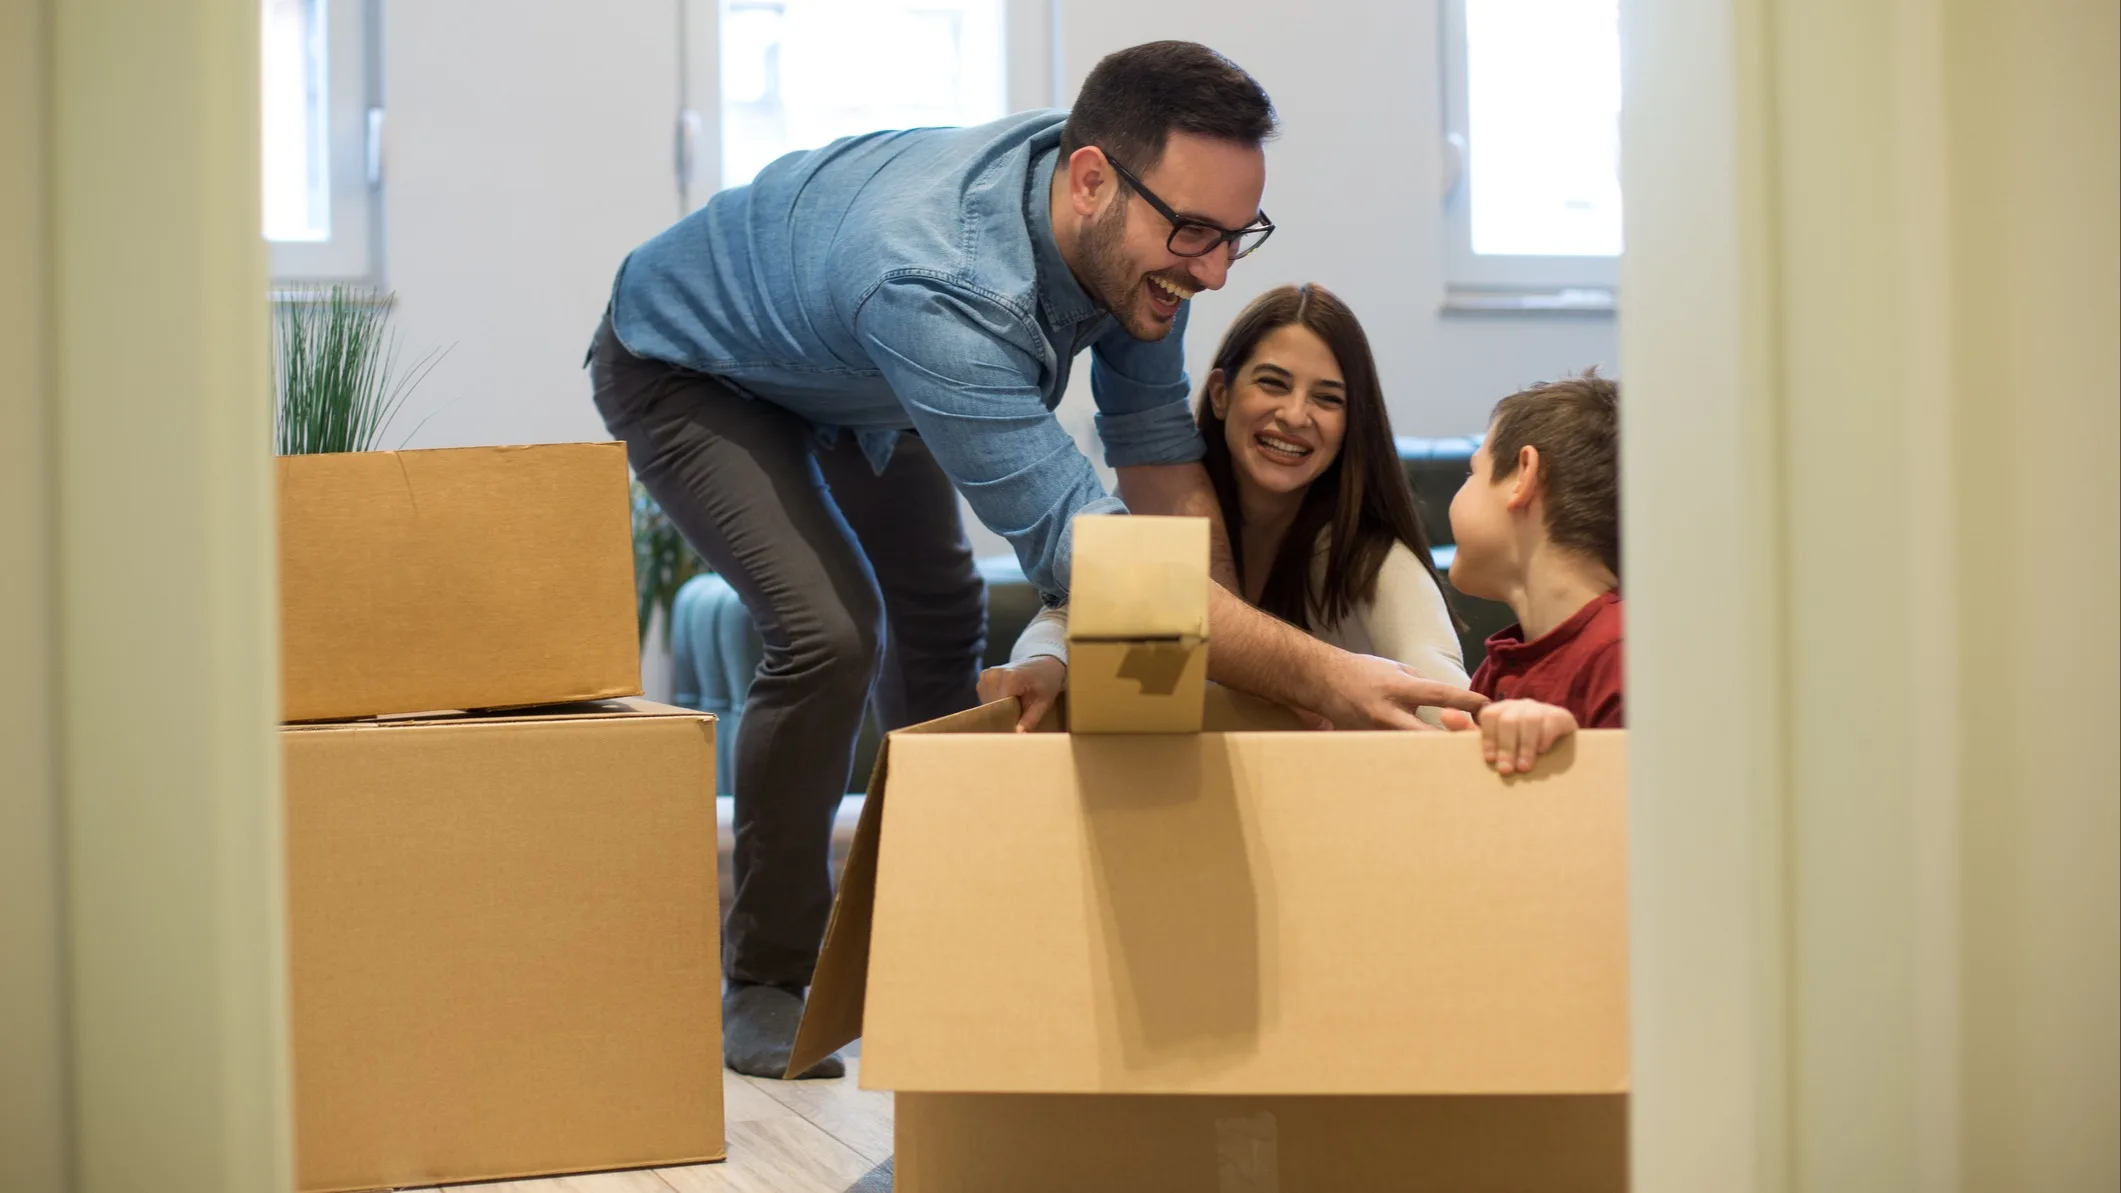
1468, 590, 1625, 728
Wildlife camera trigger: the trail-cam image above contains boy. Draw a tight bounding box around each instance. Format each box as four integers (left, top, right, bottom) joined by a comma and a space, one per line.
1438, 372, 1623, 774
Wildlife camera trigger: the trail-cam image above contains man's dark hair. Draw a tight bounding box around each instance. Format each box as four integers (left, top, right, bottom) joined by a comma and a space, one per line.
1060, 41, 1277, 173
1487, 371, 1621, 577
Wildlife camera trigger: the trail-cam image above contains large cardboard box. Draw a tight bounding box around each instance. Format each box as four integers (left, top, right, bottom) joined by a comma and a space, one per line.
278, 442, 642, 722
793, 694, 1628, 1191
283, 700, 723, 1193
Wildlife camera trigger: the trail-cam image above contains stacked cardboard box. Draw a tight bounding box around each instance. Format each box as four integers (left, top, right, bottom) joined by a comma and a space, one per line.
791, 516, 1628, 1191
277, 442, 644, 722
276, 443, 724, 1193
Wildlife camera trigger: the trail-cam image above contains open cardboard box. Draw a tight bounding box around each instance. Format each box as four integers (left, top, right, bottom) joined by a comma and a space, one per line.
283, 699, 723, 1192
789, 517, 1629, 1192
278, 442, 643, 722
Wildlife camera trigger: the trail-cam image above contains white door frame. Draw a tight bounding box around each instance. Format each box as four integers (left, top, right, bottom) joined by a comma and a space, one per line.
1623, 0, 2119, 1189
1, 2, 291, 1192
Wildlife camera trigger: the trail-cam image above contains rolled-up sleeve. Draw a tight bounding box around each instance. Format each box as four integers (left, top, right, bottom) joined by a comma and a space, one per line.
1087, 303, 1205, 468
856, 276, 1122, 599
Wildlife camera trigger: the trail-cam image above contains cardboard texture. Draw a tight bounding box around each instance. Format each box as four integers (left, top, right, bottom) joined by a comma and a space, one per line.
1065, 515, 1213, 734
283, 700, 723, 1193
895, 1092, 1625, 1193
791, 688, 1627, 1191
278, 442, 642, 722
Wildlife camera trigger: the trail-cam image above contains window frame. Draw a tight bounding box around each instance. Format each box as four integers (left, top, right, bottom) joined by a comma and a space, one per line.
709, 0, 1030, 192
267, 0, 379, 283
682, 0, 1050, 212
1438, 0, 1621, 309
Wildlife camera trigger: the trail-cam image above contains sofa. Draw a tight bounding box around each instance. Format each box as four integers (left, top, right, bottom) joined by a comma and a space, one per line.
670, 436, 1516, 793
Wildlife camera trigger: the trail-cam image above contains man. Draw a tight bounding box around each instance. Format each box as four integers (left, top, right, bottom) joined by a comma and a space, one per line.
588, 41, 1486, 1079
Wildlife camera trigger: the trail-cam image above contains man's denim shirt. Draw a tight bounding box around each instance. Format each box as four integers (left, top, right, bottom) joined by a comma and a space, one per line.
608, 110, 1202, 601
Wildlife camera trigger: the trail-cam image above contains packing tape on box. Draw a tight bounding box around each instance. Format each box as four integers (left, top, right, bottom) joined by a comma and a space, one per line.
1215, 1112, 1280, 1193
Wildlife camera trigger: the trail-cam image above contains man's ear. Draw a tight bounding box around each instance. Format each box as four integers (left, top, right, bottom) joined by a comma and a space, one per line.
1505, 445, 1542, 512
1206, 368, 1231, 418
1065, 145, 1116, 218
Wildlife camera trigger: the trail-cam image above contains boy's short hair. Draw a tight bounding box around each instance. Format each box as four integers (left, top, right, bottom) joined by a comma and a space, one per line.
1487, 371, 1621, 576
1060, 42, 1278, 174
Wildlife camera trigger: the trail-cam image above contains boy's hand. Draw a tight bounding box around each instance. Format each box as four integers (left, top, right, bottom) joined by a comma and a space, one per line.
1440, 699, 1579, 775
977, 655, 1067, 733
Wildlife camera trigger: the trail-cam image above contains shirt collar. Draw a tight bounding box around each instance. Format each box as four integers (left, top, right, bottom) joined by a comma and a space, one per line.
1481, 589, 1621, 669
1027, 145, 1105, 329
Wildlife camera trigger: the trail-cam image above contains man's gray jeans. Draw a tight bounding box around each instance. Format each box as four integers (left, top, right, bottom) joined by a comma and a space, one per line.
589, 313, 986, 987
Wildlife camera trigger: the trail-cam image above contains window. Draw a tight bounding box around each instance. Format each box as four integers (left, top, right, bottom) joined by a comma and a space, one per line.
719, 0, 1008, 189
261, 0, 379, 281
1440, 0, 1623, 309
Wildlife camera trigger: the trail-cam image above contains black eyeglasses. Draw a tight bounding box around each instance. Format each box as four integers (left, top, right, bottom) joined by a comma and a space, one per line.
1102, 152, 1275, 261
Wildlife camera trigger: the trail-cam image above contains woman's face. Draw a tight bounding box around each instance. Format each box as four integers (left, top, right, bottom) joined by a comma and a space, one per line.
1211, 322, 1349, 503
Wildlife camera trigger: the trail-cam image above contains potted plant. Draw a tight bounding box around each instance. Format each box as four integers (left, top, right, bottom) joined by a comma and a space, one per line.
273, 285, 443, 455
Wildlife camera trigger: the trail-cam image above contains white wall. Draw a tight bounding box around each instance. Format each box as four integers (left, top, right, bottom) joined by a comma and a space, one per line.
369, 0, 1614, 563
382, 1, 684, 453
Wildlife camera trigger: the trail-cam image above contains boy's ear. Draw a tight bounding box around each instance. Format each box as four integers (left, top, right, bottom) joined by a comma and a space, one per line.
1207, 368, 1231, 418
1505, 445, 1542, 512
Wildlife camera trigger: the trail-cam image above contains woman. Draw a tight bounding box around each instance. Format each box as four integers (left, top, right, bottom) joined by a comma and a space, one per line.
980, 282, 1466, 729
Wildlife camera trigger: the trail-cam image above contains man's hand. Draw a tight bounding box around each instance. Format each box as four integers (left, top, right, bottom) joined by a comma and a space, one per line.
976, 655, 1067, 733
1440, 699, 1579, 775
1320, 654, 1491, 731
1288, 706, 1335, 731
1193, 582, 1487, 732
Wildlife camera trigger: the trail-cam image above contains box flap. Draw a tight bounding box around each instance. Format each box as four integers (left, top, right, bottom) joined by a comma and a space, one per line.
860, 730, 1628, 1096
280, 698, 706, 733
784, 698, 1021, 1078
1065, 515, 1210, 641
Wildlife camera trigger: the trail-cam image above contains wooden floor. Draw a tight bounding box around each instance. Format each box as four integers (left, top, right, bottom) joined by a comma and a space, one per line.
397, 1049, 894, 1193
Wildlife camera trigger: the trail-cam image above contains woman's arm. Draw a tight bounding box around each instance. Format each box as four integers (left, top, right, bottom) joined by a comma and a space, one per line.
1009, 603, 1069, 665
978, 604, 1071, 732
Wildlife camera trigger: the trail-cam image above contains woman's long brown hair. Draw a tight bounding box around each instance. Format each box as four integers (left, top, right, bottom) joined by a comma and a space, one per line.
1197, 283, 1456, 632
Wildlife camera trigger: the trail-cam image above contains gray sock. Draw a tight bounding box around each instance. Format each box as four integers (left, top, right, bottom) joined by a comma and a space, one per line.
723, 981, 845, 1079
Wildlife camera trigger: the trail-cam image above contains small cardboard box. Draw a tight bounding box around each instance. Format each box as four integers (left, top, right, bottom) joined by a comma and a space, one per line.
790, 699, 1628, 1192
1065, 515, 1211, 734
283, 700, 723, 1193
278, 443, 642, 722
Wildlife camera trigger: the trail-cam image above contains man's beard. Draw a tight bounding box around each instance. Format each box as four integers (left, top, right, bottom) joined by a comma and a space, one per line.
1076, 201, 1177, 341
